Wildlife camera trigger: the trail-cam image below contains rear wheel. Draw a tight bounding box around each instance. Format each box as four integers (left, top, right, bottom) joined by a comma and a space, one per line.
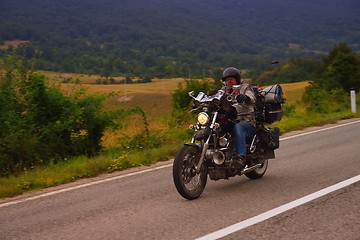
245, 159, 268, 179
172, 145, 208, 200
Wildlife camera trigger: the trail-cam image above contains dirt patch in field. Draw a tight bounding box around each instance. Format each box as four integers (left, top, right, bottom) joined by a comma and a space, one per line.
0, 40, 30, 49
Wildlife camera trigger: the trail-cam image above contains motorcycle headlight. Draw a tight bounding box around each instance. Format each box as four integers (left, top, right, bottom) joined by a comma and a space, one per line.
197, 112, 209, 126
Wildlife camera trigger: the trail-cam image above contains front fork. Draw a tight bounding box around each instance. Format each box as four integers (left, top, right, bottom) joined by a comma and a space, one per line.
193, 112, 218, 173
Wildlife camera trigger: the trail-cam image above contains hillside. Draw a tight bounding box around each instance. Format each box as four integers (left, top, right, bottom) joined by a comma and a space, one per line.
1, 0, 359, 77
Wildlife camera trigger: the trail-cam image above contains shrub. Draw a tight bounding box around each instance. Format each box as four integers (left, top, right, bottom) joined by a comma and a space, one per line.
282, 104, 296, 117
302, 84, 349, 113
171, 78, 218, 111
0, 51, 125, 176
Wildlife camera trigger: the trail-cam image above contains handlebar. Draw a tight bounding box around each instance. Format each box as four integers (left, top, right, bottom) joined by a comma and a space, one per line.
189, 90, 224, 105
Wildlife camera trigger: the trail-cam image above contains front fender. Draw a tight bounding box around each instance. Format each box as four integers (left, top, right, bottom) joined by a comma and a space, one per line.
184, 143, 201, 153
193, 128, 210, 141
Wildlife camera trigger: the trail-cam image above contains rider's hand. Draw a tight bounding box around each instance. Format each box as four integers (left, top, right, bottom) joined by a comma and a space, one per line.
236, 94, 249, 103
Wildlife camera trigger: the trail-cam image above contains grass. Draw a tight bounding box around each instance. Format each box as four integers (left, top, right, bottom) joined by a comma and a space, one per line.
59, 77, 185, 143
0, 79, 359, 199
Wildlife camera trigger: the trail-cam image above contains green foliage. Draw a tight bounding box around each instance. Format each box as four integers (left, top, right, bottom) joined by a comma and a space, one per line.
0, 51, 126, 176
302, 84, 348, 113
316, 43, 360, 91
123, 107, 153, 149
1, 0, 359, 77
137, 75, 152, 84
322, 42, 353, 67
324, 52, 360, 91
2, 91, 359, 199
2, 72, 360, 198
171, 78, 219, 110
282, 104, 296, 117
255, 58, 322, 85
303, 43, 360, 113
170, 78, 220, 126
125, 75, 133, 84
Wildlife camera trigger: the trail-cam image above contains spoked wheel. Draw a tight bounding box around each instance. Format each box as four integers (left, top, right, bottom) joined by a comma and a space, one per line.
245, 159, 268, 179
172, 145, 208, 200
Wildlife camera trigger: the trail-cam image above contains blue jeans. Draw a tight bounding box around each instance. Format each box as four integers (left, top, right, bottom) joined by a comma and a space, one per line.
233, 121, 255, 157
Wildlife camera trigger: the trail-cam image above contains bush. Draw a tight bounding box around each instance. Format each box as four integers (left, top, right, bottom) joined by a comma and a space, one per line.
282, 104, 296, 117
302, 84, 349, 113
170, 78, 220, 127
0, 51, 125, 176
171, 78, 219, 111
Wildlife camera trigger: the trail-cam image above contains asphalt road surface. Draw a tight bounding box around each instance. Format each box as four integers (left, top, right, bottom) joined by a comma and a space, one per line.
1, 118, 359, 240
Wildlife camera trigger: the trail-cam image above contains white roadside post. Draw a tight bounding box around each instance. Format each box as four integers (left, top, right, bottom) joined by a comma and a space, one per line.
350, 88, 356, 113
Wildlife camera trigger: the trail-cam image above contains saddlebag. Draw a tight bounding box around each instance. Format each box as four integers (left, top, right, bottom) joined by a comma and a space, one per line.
260, 127, 280, 150
264, 103, 282, 123
261, 84, 284, 124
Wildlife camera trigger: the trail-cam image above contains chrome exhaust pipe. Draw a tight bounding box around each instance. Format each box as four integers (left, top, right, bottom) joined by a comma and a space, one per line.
212, 150, 225, 165
241, 164, 262, 174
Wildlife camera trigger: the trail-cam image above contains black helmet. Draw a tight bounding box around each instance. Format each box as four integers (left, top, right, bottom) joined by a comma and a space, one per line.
222, 67, 241, 84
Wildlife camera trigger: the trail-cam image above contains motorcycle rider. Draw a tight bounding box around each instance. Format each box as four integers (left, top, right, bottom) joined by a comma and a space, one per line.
221, 67, 256, 168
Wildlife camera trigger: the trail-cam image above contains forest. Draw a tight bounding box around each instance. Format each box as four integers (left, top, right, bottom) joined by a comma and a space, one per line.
1, 0, 360, 79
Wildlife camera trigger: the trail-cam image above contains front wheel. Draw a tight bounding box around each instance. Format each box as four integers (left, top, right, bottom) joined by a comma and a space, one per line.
245, 159, 268, 179
172, 145, 208, 200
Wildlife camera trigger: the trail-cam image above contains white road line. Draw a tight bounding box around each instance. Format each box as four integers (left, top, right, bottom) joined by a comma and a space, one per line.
0, 164, 172, 208
1, 119, 359, 209
280, 119, 360, 141
196, 175, 360, 240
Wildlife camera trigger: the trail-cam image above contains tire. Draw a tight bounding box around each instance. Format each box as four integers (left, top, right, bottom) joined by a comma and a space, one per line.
172, 145, 208, 200
245, 159, 268, 179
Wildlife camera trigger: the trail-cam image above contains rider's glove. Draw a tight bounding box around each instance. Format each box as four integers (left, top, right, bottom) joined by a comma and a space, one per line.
236, 94, 249, 103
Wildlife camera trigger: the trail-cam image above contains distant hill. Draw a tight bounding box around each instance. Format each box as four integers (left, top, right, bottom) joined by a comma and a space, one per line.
1, 0, 359, 78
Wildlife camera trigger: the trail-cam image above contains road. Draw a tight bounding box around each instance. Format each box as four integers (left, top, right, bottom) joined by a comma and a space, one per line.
1, 118, 359, 240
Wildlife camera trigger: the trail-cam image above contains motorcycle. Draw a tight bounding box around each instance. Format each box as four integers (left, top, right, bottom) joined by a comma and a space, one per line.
172, 84, 284, 200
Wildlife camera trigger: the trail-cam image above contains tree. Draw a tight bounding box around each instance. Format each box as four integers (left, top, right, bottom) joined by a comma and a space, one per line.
139, 75, 152, 83
322, 42, 352, 68
124, 75, 133, 84
254, 58, 322, 85
302, 43, 359, 113
325, 51, 360, 91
